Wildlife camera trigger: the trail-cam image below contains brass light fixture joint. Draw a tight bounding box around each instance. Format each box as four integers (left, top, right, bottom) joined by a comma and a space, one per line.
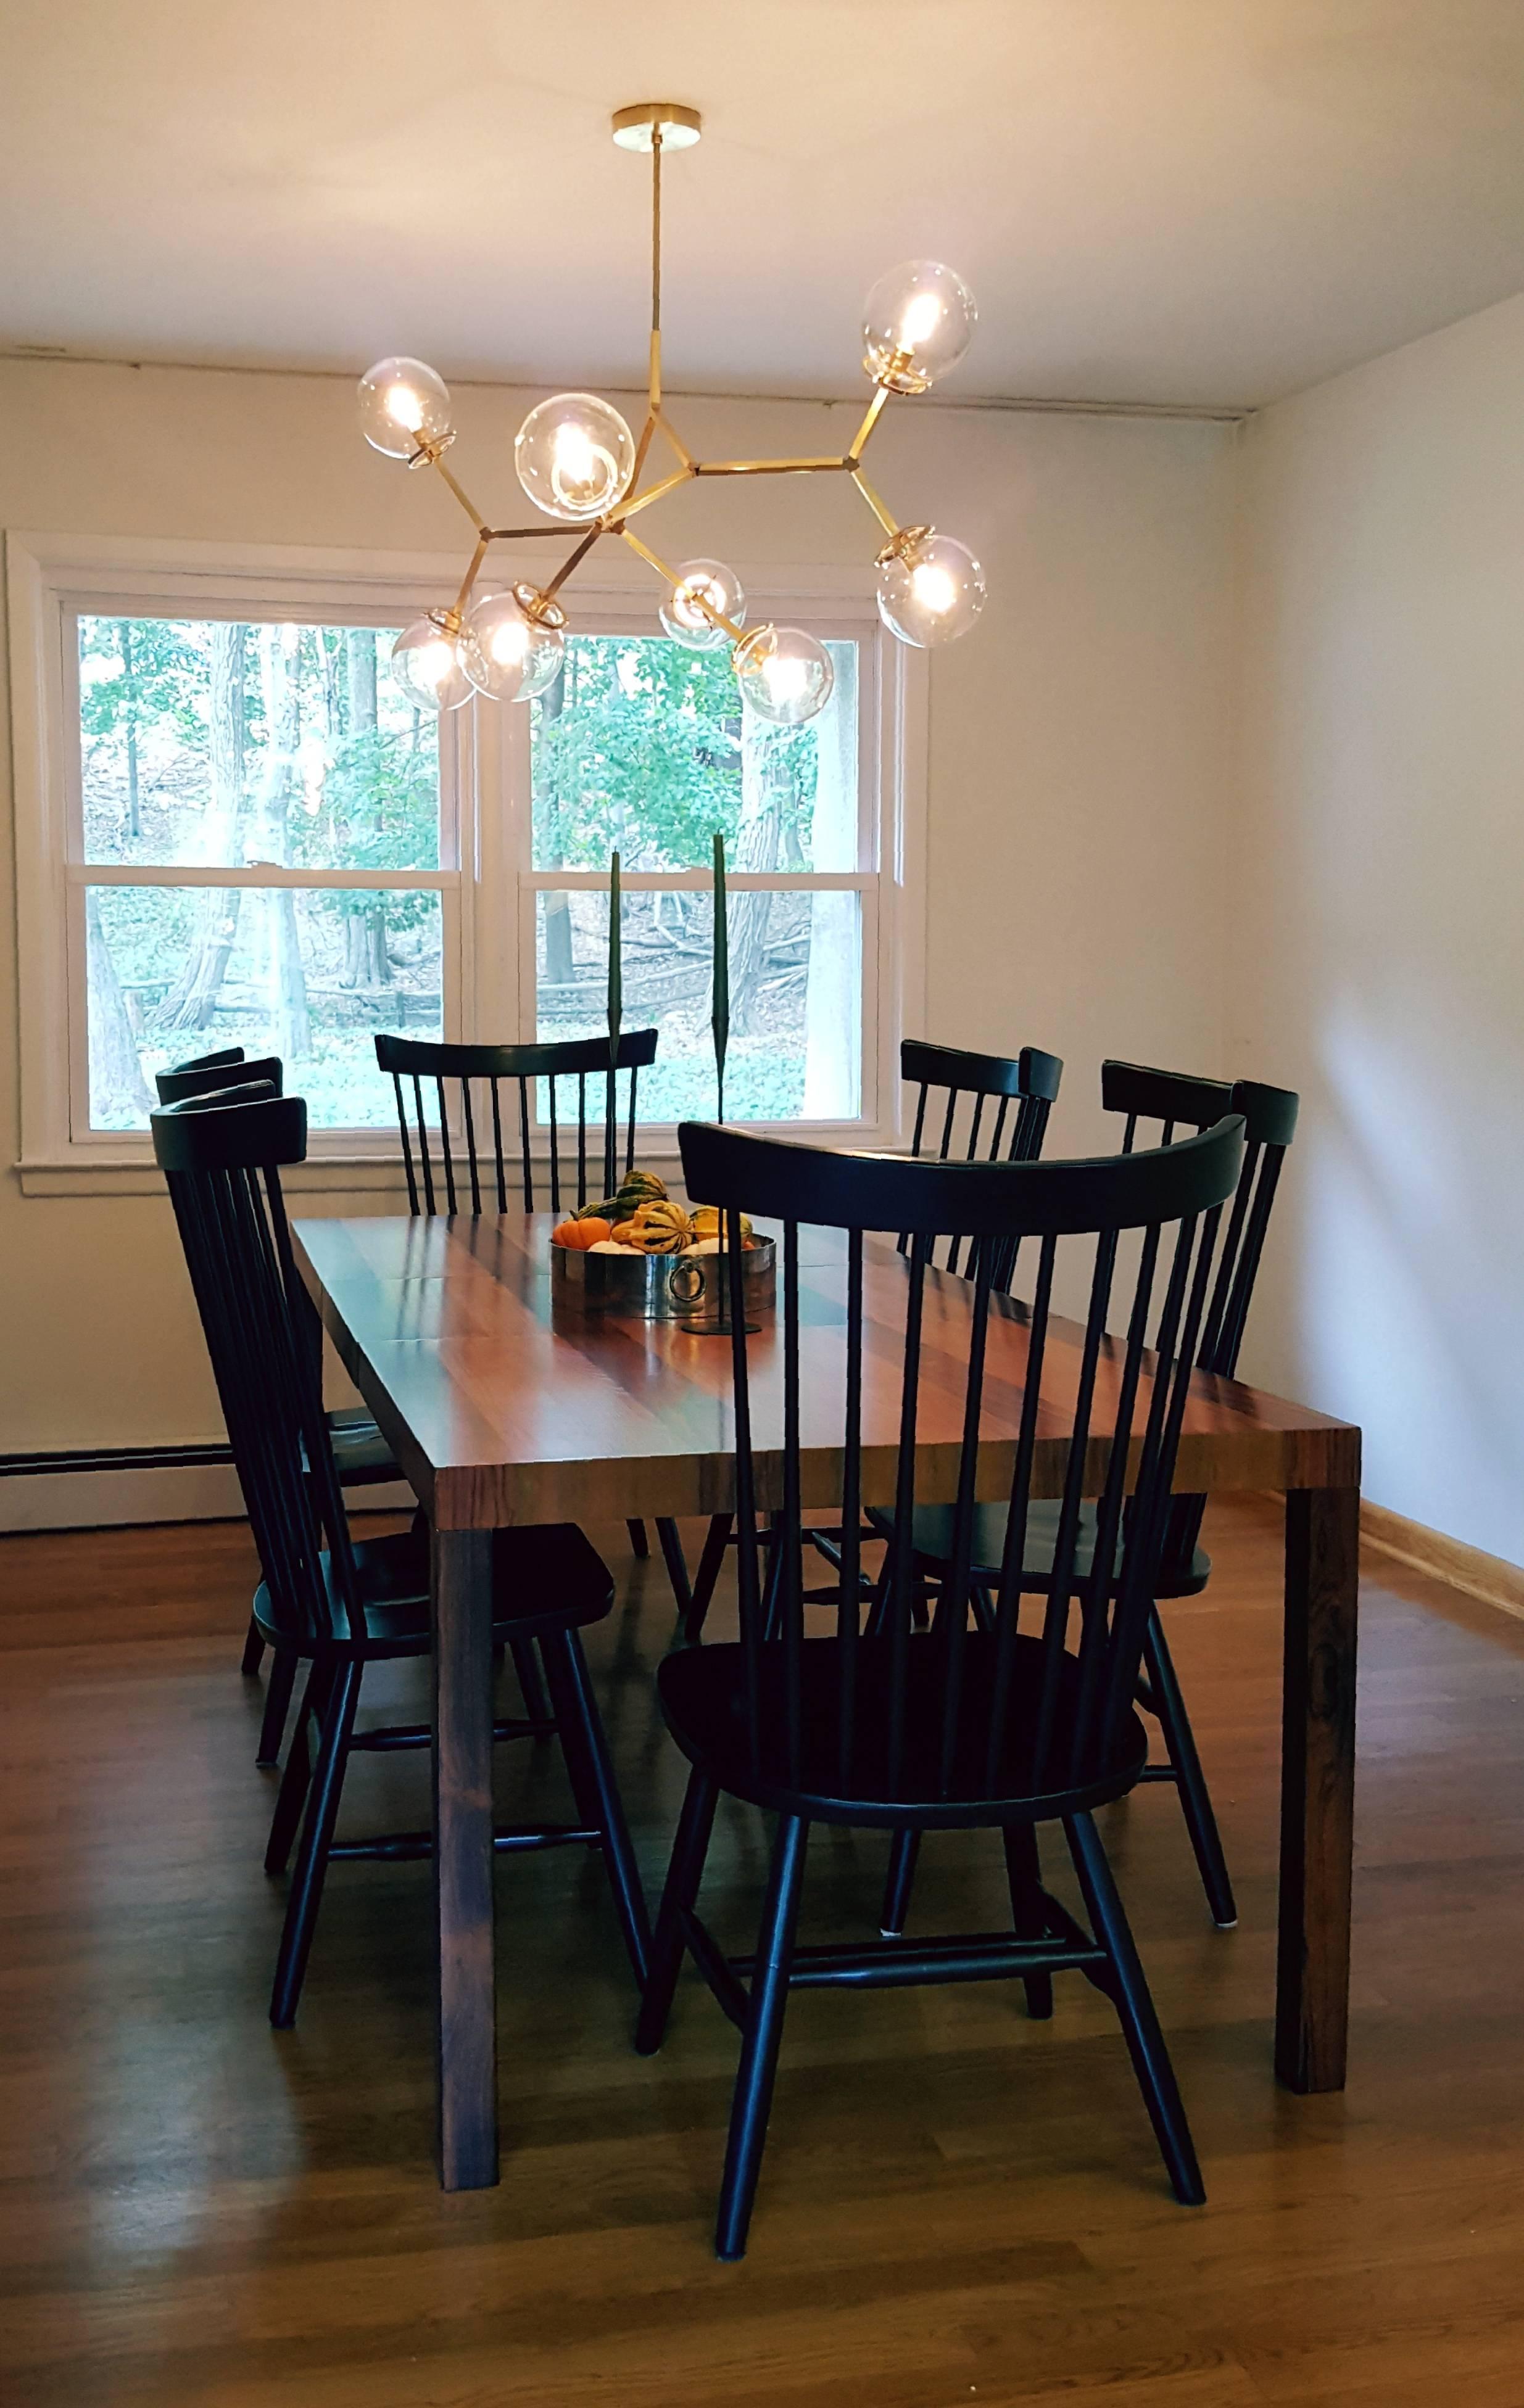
874, 522, 932, 567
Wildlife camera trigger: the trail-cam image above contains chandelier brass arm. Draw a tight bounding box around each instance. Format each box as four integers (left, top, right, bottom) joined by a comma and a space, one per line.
363, 103, 987, 722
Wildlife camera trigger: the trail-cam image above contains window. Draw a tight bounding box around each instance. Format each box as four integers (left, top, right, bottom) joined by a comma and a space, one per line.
9, 537, 925, 1188
77, 615, 451, 1132
518, 630, 866, 1126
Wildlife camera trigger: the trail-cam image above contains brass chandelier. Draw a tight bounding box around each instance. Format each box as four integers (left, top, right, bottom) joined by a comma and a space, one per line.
359, 102, 986, 730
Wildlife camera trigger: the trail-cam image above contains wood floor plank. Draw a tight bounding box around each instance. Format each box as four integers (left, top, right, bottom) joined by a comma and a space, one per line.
0, 1497, 1520, 2406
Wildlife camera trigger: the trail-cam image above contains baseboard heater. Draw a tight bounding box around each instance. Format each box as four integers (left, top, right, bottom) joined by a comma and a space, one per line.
0, 1444, 412, 1535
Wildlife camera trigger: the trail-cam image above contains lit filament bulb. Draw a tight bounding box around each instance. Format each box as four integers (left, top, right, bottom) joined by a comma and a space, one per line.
764, 652, 809, 706
415, 637, 455, 691
660, 559, 745, 651
674, 574, 724, 633
552, 420, 616, 511
898, 289, 944, 353
485, 614, 529, 667
384, 382, 424, 434
908, 559, 958, 618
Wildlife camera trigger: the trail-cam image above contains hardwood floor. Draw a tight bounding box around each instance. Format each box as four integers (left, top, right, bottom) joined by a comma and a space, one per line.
2, 1497, 1523, 2405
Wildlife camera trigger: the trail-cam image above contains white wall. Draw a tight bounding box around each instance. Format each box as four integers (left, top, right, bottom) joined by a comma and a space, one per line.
1235, 292, 1524, 1565
0, 360, 1237, 1454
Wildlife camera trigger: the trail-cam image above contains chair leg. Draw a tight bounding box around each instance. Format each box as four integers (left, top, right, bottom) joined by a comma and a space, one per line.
508, 1636, 553, 1730
264, 1662, 329, 1876
627, 1518, 650, 1559
1142, 1607, 1237, 1929
241, 1615, 265, 1676
270, 1659, 362, 2029
1003, 1823, 1053, 2019
879, 1829, 920, 1937
1064, 1810, 1204, 2206
715, 1813, 809, 2261
655, 1518, 694, 1618
635, 1765, 719, 2054
255, 1647, 298, 1769
541, 1629, 651, 1989
680, 1515, 734, 1647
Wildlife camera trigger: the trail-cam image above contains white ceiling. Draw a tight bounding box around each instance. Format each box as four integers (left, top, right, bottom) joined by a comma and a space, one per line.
2, 0, 1523, 410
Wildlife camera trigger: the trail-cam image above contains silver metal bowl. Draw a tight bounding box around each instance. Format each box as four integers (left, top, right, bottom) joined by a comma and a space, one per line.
551, 1235, 776, 1320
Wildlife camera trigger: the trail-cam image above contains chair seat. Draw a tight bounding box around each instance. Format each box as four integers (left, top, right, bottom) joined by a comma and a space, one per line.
321, 1408, 400, 1486
868, 1498, 1211, 1600
254, 1522, 614, 1658
657, 1632, 1148, 1830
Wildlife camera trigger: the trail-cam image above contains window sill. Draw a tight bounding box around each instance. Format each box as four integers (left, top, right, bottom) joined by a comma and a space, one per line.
15, 1153, 426, 1199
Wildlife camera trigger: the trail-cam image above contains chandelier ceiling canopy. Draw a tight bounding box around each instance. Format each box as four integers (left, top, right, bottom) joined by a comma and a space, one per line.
360, 103, 987, 729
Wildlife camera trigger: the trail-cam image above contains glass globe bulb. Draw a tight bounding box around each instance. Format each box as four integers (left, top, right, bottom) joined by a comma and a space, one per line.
861, 262, 977, 394
391, 615, 480, 714
357, 357, 453, 460
659, 559, 747, 651
514, 393, 637, 521
463, 591, 566, 704
876, 532, 987, 648
734, 627, 835, 728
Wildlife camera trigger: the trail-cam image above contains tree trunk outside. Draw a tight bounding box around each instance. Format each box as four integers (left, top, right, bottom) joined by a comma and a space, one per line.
538, 665, 576, 984
85, 888, 154, 1123
253, 624, 312, 1062
340, 628, 391, 991
728, 718, 784, 1035
159, 623, 247, 1033
121, 621, 141, 841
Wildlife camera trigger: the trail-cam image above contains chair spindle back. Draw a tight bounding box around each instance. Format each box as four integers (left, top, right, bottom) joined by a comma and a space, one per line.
900, 1039, 1063, 1281
152, 1089, 363, 1645
1101, 1059, 1299, 1569
374, 1031, 660, 1217
679, 1116, 1246, 1808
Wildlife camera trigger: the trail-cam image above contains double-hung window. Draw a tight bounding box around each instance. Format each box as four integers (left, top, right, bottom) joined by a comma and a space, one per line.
10, 537, 924, 1187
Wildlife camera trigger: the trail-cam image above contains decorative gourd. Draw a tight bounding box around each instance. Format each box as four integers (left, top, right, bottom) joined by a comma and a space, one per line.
574, 1197, 624, 1223
689, 1205, 753, 1243
552, 1216, 611, 1250
617, 1169, 668, 1211
610, 1218, 642, 1247
629, 1198, 694, 1254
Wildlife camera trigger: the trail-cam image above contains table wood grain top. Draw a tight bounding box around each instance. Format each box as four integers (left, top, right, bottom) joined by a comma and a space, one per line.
293, 1213, 1360, 1532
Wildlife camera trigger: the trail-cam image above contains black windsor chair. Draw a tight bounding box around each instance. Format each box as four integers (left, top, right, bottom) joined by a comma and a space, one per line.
151, 1086, 650, 2027
157, 1050, 403, 1767
676, 1036, 1064, 1648
881, 1059, 1299, 1932
637, 1113, 1246, 2259
373, 1030, 694, 1615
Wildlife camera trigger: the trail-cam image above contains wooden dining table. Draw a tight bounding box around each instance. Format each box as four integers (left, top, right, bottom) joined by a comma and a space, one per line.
292, 1207, 1361, 2195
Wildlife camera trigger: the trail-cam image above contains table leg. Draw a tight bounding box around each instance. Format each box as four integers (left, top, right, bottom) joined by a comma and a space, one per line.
432, 1525, 499, 2189
1277, 1485, 1358, 2092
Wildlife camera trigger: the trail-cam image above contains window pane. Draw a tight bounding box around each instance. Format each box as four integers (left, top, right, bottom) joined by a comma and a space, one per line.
534, 888, 861, 1124
78, 618, 441, 872
530, 635, 859, 872
85, 883, 442, 1131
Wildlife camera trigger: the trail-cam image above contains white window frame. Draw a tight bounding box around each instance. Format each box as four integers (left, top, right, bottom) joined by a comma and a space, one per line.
8, 534, 927, 1195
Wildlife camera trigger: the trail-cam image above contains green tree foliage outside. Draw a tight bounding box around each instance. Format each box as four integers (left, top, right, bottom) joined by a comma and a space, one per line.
80, 617, 442, 1128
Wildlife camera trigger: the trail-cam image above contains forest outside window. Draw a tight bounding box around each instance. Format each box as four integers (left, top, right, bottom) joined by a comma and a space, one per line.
10, 538, 921, 1179
520, 630, 871, 1127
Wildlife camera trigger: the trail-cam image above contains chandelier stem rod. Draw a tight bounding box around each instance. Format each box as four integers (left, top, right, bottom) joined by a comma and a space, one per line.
694, 456, 851, 477
541, 527, 605, 606
427, 452, 492, 540
649, 126, 663, 410
609, 463, 698, 526
846, 382, 894, 464
850, 469, 901, 539
451, 534, 490, 621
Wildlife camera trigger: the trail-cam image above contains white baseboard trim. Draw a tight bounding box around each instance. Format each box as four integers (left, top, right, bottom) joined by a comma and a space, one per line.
0, 1461, 416, 1534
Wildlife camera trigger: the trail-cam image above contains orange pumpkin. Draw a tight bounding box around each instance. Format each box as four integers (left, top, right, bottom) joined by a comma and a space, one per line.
552, 1216, 611, 1250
